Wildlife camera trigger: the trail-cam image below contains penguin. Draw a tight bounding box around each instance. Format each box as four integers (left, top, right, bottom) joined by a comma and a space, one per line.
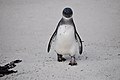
47, 7, 83, 66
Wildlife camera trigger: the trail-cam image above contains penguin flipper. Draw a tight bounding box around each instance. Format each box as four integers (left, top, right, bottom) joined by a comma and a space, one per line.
72, 18, 83, 55
47, 31, 57, 53
47, 19, 62, 53
75, 32, 83, 55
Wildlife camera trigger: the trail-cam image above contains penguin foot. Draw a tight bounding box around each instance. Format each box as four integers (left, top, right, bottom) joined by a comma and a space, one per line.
57, 54, 66, 62
58, 57, 66, 62
69, 56, 77, 66
69, 61, 77, 66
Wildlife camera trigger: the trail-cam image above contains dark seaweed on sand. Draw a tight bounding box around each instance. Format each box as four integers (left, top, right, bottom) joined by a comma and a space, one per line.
0, 60, 22, 77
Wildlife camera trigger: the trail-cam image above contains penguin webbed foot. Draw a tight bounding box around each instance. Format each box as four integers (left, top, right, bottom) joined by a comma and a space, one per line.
58, 58, 66, 62
57, 54, 66, 62
69, 56, 77, 66
69, 61, 77, 66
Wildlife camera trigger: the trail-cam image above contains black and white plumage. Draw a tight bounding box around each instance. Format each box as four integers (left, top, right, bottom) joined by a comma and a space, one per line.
47, 7, 83, 66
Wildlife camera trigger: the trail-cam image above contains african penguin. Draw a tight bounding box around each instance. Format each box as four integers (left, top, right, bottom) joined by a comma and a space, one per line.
47, 7, 83, 66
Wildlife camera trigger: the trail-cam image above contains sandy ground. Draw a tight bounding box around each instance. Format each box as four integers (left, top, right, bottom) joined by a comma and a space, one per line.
0, 0, 120, 80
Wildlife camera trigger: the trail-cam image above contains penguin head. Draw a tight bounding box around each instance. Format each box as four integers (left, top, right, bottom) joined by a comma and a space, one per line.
62, 7, 73, 18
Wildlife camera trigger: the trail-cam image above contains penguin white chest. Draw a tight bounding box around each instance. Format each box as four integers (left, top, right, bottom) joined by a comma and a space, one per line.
55, 25, 77, 55
57, 25, 74, 40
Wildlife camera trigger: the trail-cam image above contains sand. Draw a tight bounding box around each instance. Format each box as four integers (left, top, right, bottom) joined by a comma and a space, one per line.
0, 0, 120, 80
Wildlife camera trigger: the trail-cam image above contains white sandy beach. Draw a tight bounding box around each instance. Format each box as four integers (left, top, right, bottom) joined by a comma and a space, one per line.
0, 0, 120, 80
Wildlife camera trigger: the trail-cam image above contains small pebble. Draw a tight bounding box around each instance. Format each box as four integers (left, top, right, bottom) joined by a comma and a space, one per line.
85, 57, 88, 59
